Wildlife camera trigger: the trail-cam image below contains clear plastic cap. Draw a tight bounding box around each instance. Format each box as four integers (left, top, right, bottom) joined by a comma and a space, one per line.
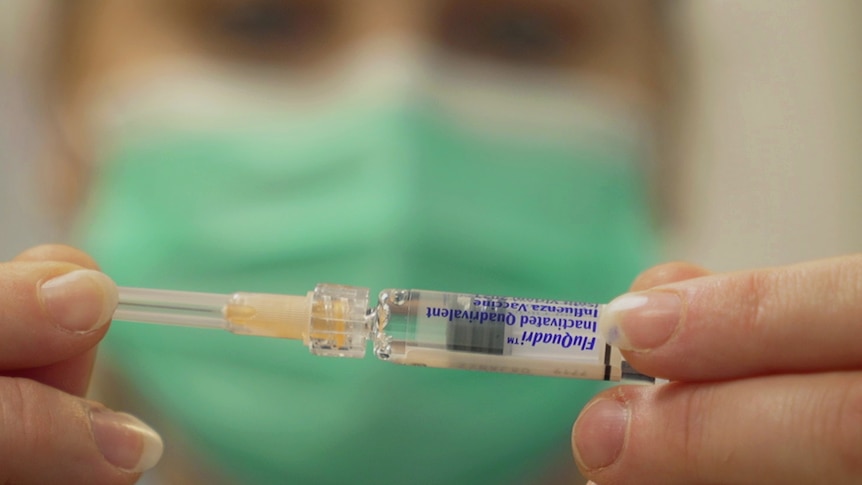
306, 283, 371, 358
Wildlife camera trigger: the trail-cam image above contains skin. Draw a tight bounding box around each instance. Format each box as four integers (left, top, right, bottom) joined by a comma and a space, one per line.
0, 245, 142, 485
573, 256, 862, 484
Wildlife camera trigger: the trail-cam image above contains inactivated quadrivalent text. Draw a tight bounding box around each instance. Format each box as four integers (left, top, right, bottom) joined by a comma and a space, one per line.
423, 307, 598, 332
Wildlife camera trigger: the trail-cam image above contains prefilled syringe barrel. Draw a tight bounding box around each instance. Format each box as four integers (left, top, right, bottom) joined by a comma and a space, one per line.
374, 289, 627, 381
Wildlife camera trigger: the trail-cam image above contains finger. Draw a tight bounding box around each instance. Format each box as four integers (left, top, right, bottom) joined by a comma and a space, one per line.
628, 262, 712, 292
8, 245, 107, 395
573, 372, 862, 485
599, 255, 862, 381
14, 244, 101, 269
0, 377, 162, 484
8, 351, 97, 397
0, 261, 118, 369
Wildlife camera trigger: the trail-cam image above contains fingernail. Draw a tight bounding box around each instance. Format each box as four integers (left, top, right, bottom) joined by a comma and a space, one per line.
599, 291, 681, 351
90, 409, 164, 473
573, 399, 628, 471
40, 269, 118, 333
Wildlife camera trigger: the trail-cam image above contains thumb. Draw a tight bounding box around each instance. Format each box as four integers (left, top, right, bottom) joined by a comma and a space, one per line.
0, 377, 163, 485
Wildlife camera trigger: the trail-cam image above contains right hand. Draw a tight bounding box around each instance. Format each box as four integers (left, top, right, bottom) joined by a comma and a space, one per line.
0, 245, 163, 485
573, 256, 862, 484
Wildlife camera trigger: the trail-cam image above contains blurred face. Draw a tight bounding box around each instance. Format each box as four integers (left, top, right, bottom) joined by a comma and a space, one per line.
57, 6, 669, 481
54, 0, 663, 175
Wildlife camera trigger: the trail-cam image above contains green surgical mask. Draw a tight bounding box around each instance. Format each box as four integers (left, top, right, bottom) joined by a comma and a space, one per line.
76, 56, 658, 484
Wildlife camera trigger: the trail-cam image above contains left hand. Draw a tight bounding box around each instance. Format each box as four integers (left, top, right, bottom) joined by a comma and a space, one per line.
0, 244, 162, 485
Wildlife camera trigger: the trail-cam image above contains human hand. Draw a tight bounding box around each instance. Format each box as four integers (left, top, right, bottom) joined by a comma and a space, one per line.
0, 245, 162, 484
573, 255, 862, 484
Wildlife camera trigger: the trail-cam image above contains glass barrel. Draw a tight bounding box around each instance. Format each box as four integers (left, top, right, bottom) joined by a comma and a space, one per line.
373, 288, 622, 380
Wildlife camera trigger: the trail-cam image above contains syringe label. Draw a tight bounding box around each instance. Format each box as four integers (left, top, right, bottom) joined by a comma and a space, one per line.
425, 307, 515, 325
443, 296, 507, 355
519, 331, 597, 351
519, 315, 597, 332
420, 294, 602, 362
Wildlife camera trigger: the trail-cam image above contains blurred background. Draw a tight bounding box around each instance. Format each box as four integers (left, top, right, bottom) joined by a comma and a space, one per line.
2, 1, 65, 252
1, 2, 861, 484
666, 1, 862, 270
4, 0, 860, 269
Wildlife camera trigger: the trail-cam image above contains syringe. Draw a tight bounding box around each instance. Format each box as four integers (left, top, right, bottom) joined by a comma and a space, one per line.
115, 284, 372, 358
114, 283, 659, 383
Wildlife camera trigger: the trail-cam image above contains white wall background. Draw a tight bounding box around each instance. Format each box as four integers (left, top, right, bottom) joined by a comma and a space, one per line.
1, 0, 61, 260
2, 0, 861, 267
669, 1, 862, 270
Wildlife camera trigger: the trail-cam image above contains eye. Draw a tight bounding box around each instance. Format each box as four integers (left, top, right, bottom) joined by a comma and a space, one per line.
183, 0, 342, 65
433, 0, 585, 69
